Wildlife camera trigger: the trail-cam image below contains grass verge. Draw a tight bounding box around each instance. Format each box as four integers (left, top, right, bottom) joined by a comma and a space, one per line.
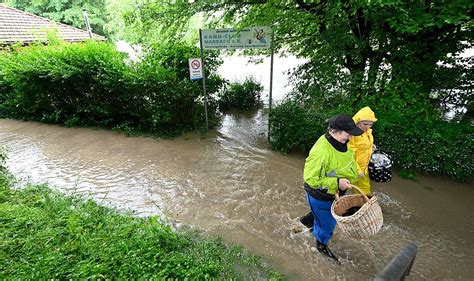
0, 167, 283, 279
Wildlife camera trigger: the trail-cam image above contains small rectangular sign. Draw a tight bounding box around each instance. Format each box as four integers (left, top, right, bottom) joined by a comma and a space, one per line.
201, 26, 271, 49
188, 58, 203, 80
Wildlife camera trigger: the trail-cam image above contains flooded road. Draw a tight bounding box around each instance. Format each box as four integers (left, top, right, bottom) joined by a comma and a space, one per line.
1, 114, 473, 280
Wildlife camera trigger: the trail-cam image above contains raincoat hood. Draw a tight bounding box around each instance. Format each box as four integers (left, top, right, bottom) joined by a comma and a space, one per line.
353, 107, 377, 123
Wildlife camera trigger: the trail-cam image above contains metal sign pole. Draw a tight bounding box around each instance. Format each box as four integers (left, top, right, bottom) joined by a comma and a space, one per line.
82, 9, 93, 38
199, 29, 209, 131
268, 31, 275, 141
200, 26, 272, 133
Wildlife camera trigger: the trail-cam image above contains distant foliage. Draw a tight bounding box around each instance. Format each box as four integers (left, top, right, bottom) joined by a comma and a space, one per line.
0, 41, 222, 136
218, 78, 263, 111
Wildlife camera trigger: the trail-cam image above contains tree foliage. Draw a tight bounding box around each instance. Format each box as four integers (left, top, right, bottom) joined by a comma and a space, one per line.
126, 0, 473, 117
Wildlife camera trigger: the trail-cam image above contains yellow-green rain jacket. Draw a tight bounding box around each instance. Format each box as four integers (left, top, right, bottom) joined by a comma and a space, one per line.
304, 135, 359, 195
348, 107, 377, 175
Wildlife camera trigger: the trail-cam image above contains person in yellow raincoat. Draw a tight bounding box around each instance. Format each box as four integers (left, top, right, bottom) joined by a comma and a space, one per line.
348, 107, 377, 195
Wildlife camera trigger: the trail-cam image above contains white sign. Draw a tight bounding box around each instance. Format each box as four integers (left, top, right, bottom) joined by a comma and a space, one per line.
188, 58, 203, 80
201, 26, 271, 49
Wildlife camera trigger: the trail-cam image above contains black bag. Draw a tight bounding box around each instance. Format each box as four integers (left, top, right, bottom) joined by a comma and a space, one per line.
368, 150, 392, 183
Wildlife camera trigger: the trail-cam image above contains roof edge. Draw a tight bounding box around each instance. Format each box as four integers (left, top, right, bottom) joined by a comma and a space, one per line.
0, 3, 107, 41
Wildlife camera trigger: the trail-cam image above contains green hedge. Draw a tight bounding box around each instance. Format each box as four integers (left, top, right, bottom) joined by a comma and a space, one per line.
217, 77, 263, 111
366, 83, 474, 180
269, 83, 473, 180
0, 41, 222, 136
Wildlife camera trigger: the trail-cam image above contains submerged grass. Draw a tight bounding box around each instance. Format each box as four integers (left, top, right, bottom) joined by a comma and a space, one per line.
0, 169, 284, 279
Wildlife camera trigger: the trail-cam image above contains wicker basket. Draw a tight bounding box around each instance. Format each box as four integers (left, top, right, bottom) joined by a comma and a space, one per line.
331, 185, 383, 239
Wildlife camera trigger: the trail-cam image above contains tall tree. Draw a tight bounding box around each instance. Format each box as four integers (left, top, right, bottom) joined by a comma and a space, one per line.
103, 0, 136, 42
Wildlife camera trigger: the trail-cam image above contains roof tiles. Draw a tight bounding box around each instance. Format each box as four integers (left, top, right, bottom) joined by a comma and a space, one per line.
0, 4, 106, 45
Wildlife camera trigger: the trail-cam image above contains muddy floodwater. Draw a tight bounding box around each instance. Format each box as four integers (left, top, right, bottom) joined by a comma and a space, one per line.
1, 113, 473, 280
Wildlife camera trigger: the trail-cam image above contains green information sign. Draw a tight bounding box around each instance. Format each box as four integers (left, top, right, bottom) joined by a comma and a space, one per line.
201, 26, 271, 49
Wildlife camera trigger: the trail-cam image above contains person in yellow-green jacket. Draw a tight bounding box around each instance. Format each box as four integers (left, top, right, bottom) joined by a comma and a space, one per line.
348, 106, 378, 195
303, 114, 363, 262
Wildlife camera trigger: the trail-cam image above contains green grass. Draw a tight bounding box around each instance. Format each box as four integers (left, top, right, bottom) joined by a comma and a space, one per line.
0, 168, 284, 279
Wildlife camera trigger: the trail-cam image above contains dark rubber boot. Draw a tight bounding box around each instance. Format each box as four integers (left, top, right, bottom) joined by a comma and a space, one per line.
299, 211, 314, 228
316, 240, 340, 264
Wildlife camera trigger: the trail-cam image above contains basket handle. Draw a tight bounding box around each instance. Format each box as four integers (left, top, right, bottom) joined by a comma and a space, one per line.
351, 185, 370, 203
335, 184, 370, 203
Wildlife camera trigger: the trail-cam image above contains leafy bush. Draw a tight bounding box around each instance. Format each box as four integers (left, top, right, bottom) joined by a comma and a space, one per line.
269, 100, 314, 153
0, 41, 224, 136
269, 80, 355, 154
130, 43, 224, 133
218, 77, 263, 111
364, 82, 474, 180
374, 116, 474, 180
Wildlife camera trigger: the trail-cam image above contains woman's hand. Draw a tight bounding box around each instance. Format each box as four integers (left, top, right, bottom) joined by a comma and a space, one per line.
338, 178, 352, 190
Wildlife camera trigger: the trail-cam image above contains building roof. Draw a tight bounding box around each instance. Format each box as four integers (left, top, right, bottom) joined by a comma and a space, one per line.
0, 4, 106, 45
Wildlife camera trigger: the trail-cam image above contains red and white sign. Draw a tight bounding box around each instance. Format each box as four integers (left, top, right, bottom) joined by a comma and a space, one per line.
188, 58, 203, 80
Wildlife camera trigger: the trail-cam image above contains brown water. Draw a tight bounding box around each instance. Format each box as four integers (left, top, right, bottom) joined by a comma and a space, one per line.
1, 114, 473, 280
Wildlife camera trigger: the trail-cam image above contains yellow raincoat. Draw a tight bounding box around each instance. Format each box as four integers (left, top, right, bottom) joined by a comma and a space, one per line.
348, 107, 377, 195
